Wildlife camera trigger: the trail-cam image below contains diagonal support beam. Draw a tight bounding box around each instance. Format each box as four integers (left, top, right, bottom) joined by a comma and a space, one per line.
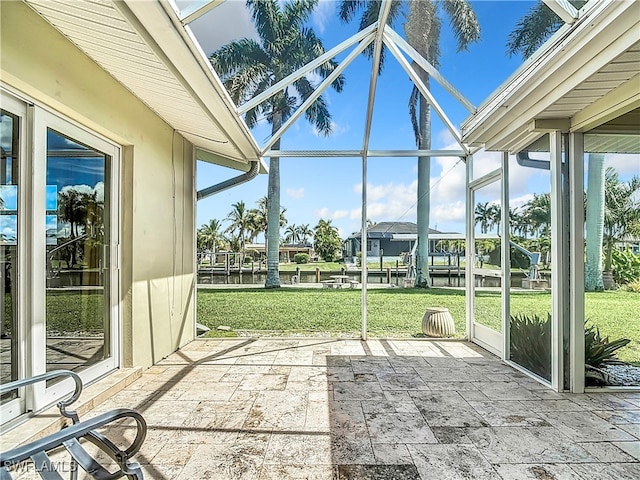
542, 0, 579, 24
260, 33, 375, 154
239, 23, 378, 115
383, 32, 469, 154
179, 0, 225, 25
360, 0, 393, 342
384, 27, 476, 114
361, 4, 392, 154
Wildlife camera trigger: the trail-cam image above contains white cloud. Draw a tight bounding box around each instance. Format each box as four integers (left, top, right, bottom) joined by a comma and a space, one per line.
312, 0, 334, 34
313, 121, 350, 137
348, 139, 550, 235
605, 153, 640, 177
430, 157, 466, 204
313, 207, 349, 221
60, 182, 104, 202
351, 181, 418, 221
61, 184, 93, 195
509, 193, 534, 211
431, 201, 466, 227
93, 182, 105, 202
286, 187, 304, 199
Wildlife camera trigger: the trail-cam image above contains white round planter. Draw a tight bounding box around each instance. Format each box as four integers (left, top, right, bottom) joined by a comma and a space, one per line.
422, 307, 455, 337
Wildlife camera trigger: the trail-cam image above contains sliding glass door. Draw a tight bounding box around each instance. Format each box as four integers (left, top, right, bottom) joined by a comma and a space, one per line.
1, 89, 120, 420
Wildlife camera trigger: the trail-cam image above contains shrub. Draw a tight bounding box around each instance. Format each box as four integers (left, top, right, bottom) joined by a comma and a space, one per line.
611, 248, 640, 285
509, 313, 551, 381
511, 313, 631, 377
585, 323, 630, 368
626, 280, 640, 293
294, 253, 309, 264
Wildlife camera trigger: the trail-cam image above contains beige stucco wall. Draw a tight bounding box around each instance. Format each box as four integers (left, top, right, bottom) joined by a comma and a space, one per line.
1, 1, 196, 368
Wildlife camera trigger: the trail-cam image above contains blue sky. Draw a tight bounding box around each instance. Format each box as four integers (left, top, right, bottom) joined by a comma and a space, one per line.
191, 1, 639, 240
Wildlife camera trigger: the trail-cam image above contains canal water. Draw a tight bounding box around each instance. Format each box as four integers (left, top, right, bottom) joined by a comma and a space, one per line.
195, 270, 520, 288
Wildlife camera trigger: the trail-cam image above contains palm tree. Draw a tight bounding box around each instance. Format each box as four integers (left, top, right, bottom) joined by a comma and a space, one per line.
488, 203, 501, 235
297, 224, 313, 245
225, 201, 252, 267
284, 224, 300, 244
58, 188, 87, 267
198, 219, 225, 265
585, 154, 606, 290
474, 202, 493, 234
522, 193, 551, 239
509, 207, 529, 239
211, 1, 344, 288
247, 196, 287, 244
339, 0, 480, 287
508, 0, 598, 289
603, 168, 640, 274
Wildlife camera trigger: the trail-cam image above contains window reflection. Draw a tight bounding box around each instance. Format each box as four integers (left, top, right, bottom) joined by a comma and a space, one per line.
45, 128, 110, 377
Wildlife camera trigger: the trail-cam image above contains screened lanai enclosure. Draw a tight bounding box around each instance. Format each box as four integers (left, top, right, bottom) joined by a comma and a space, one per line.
183, 0, 640, 394
0, 0, 637, 435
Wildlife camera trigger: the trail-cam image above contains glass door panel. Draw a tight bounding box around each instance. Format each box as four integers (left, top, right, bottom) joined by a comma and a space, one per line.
473, 237, 502, 333
508, 154, 552, 382
471, 179, 504, 354
45, 128, 111, 379
1, 109, 20, 406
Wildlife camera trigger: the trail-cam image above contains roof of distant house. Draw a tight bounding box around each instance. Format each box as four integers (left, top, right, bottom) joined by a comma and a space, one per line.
347, 222, 448, 240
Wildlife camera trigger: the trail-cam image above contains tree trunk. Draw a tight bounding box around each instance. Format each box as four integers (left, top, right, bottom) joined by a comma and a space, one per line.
265, 115, 282, 288
585, 153, 605, 291
415, 75, 431, 288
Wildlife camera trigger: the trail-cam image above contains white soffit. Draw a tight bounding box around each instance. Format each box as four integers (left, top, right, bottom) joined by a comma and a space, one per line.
24, 0, 261, 168
461, 0, 640, 153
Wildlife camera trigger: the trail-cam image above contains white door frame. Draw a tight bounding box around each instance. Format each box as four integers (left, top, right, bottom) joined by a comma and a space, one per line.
1, 88, 121, 417
466, 154, 508, 357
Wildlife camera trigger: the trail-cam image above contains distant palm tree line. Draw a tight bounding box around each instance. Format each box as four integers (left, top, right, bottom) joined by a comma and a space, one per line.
197, 196, 319, 260
473, 168, 640, 271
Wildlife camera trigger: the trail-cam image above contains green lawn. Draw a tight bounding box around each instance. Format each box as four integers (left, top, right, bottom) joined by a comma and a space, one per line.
197, 287, 640, 365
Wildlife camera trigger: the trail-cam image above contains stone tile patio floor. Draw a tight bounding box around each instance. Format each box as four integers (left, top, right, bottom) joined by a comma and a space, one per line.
27, 339, 640, 479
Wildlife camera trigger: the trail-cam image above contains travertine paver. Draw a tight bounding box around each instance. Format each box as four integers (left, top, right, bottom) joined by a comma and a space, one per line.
7, 338, 640, 479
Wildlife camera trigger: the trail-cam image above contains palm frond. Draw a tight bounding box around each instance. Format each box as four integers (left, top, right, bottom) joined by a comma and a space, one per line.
506, 2, 560, 59
338, 0, 370, 23
440, 0, 480, 52
507, 1, 589, 58
246, 0, 282, 55
209, 38, 268, 78
296, 27, 345, 92
283, 0, 318, 30
294, 76, 333, 135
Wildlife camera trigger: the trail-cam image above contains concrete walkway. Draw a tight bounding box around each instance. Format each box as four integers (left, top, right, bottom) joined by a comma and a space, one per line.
78, 339, 640, 479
